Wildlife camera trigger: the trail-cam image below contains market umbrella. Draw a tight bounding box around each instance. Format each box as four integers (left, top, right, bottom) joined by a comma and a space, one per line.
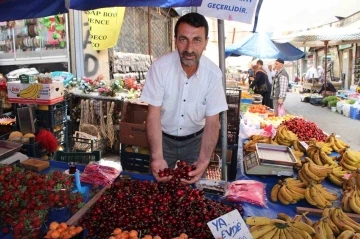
225, 32, 305, 60
272, 26, 360, 95
67, 0, 203, 10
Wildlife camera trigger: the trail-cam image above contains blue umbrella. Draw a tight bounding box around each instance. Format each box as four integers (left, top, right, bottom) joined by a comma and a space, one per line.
69, 0, 203, 10
225, 32, 305, 61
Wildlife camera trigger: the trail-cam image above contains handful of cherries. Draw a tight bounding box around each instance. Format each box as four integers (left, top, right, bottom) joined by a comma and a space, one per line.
158, 160, 196, 181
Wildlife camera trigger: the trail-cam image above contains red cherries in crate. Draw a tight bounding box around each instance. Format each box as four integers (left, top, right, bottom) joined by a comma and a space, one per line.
158, 161, 196, 181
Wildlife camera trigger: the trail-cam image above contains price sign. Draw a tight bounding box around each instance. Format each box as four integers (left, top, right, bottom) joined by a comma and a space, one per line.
207, 210, 253, 239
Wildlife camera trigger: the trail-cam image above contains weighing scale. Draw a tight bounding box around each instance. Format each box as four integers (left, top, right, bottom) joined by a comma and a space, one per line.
244, 143, 297, 176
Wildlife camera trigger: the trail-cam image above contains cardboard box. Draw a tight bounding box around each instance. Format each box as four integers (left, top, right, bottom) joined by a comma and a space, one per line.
7, 81, 64, 105
120, 101, 149, 148
21, 158, 50, 172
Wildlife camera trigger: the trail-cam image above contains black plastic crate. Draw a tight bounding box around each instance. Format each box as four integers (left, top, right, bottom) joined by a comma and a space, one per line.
120, 144, 150, 173
310, 97, 323, 105
226, 88, 241, 104
36, 101, 67, 129
54, 150, 101, 164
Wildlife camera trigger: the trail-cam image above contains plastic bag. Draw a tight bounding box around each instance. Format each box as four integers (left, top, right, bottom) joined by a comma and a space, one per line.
80, 163, 121, 186
277, 104, 286, 116
225, 180, 267, 207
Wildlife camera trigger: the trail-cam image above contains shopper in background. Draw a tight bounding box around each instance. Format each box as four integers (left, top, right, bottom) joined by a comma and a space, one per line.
248, 66, 255, 85
271, 58, 289, 116
317, 65, 325, 83
318, 82, 337, 96
294, 74, 300, 83
268, 64, 276, 81
141, 13, 228, 184
305, 65, 319, 83
250, 61, 272, 108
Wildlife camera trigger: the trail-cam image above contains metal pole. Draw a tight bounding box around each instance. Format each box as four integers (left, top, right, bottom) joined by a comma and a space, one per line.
73, 10, 85, 78
148, 7, 152, 56
217, 19, 228, 181
324, 40, 329, 96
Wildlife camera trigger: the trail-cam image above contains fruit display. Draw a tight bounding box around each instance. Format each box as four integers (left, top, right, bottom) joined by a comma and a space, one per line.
158, 161, 196, 181
338, 230, 360, 239
270, 178, 306, 204
328, 164, 349, 187
273, 125, 298, 147
340, 150, 360, 172
304, 184, 338, 209
298, 161, 333, 185
306, 140, 336, 166
80, 163, 120, 186
244, 135, 273, 153
0, 165, 85, 239
341, 187, 360, 214
78, 179, 243, 239
44, 222, 83, 239
326, 133, 350, 153
241, 91, 253, 99
281, 117, 327, 141
290, 149, 304, 169
107, 228, 189, 239
245, 215, 315, 239
312, 216, 337, 238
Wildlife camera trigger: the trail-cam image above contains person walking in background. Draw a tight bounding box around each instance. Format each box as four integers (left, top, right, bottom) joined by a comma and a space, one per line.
268, 64, 276, 81
271, 58, 289, 116
248, 66, 255, 85
317, 65, 325, 84
250, 62, 272, 108
305, 64, 319, 83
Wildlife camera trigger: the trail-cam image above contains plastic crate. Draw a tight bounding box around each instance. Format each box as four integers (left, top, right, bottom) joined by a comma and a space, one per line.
50, 71, 74, 85
36, 101, 67, 129
309, 97, 323, 105
70, 135, 107, 153
241, 98, 254, 104
226, 88, 241, 104
54, 150, 101, 164
120, 144, 150, 173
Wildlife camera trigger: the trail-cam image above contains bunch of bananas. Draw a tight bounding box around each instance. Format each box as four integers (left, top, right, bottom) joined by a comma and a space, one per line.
244, 135, 273, 153
304, 184, 338, 209
270, 178, 306, 204
322, 208, 360, 235
326, 133, 350, 153
338, 230, 360, 239
306, 141, 337, 166
273, 125, 298, 147
298, 161, 333, 185
292, 140, 307, 153
340, 150, 360, 172
343, 170, 360, 191
277, 212, 313, 226
245, 216, 315, 239
18, 83, 43, 99
328, 164, 349, 187
342, 185, 360, 214
312, 217, 336, 239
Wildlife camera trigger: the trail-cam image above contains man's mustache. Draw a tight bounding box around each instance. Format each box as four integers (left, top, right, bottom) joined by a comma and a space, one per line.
182, 51, 196, 57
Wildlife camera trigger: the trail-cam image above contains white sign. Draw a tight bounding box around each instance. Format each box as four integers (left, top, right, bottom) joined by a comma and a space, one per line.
198, 0, 258, 23
207, 210, 253, 239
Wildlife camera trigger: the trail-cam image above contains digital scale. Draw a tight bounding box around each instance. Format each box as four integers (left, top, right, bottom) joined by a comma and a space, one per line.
244, 143, 297, 176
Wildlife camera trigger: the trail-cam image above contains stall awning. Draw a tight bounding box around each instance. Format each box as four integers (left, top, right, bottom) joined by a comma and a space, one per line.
0, 0, 68, 22
68, 0, 203, 10
225, 32, 305, 61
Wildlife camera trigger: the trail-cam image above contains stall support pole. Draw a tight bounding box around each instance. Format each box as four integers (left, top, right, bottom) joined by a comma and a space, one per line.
148, 7, 152, 56
73, 10, 85, 78
324, 40, 329, 97
217, 19, 228, 181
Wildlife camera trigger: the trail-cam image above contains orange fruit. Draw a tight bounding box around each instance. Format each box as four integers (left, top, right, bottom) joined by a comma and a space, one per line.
69, 229, 77, 236
153, 236, 161, 239
113, 228, 122, 235
179, 233, 188, 239
109, 237, 116, 239
49, 222, 59, 231
59, 223, 68, 229
129, 230, 138, 237
50, 230, 60, 239
75, 226, 83, 233
143, 236, 153, 239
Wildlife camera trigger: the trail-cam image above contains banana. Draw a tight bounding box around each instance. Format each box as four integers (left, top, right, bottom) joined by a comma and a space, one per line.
337, 230, 355, 239
302, 212, 313, 226
341, 159, 358, 171
270, 228, 280, 239
284, 178, 307, 188
354, 233, 360, 239
250, 224, 277, 239
335, 136, 350, 149
308, 162, 331, 177
283, 227, 294, 239
319, 149, 336, 165
283, 185, 304, 201
305, 186, 318, 206
287, 186, 306, 195
279, 185, 294, 202
286, 227, 303, 239
312, 150, 324, 166
313, 185, 333, 207
338, 208, 360, 232
291, 226, 312, 239
314, 222, 326, 239
326, 216, 341, 236
347, 150, 360, 163
303, 163, 321, 181
309, 185, 327, 208
293, 215, 303, 222
18, 84, 36, 96
258, 226, 278, 239
270, 184, 281, 202
246, 217, 273, 226
328, 173, 344, 186
350, 190, 360, 214
279, 229, 286, 239
332, 168, 348, 178
277, 191, 291, 205
322, 218, 335, 239
313, 184, 338, 201
290, 221, 315, 236
277, 213, 292, 222
297, 169, 309, 185
343, 189, 354, 212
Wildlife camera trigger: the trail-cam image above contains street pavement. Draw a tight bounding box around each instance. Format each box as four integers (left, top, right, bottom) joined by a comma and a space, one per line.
284, 92, 360, 151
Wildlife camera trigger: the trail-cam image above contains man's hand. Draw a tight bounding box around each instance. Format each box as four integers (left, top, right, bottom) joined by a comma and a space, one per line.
181, 159, 209, 184
151, 159, 172, 182
278, 98, 284, 104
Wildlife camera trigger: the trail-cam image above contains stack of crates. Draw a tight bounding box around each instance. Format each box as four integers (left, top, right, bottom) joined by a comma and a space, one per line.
225, 88, 241, 146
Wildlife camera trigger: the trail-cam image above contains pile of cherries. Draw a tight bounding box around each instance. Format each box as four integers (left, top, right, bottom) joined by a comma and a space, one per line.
158, 161, 196, 181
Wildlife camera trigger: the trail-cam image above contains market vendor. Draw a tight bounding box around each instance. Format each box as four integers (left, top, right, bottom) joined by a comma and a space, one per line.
318, 81, 337, 96
140, 13, 228, 184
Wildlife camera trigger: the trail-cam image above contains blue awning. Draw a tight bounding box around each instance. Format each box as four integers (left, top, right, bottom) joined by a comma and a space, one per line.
225, 32, 305, 61
69, 0, 202, 10
0, 0, 68, 22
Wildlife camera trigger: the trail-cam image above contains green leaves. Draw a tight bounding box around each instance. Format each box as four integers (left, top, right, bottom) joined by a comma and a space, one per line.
55, 24, 64, 31
52, 32, 60, 40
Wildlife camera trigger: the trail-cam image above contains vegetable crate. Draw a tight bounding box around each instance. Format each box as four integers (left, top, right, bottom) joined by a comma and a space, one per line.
54, 150, 101, 164
36, 101, 67, 129
120, 144, 150, 173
